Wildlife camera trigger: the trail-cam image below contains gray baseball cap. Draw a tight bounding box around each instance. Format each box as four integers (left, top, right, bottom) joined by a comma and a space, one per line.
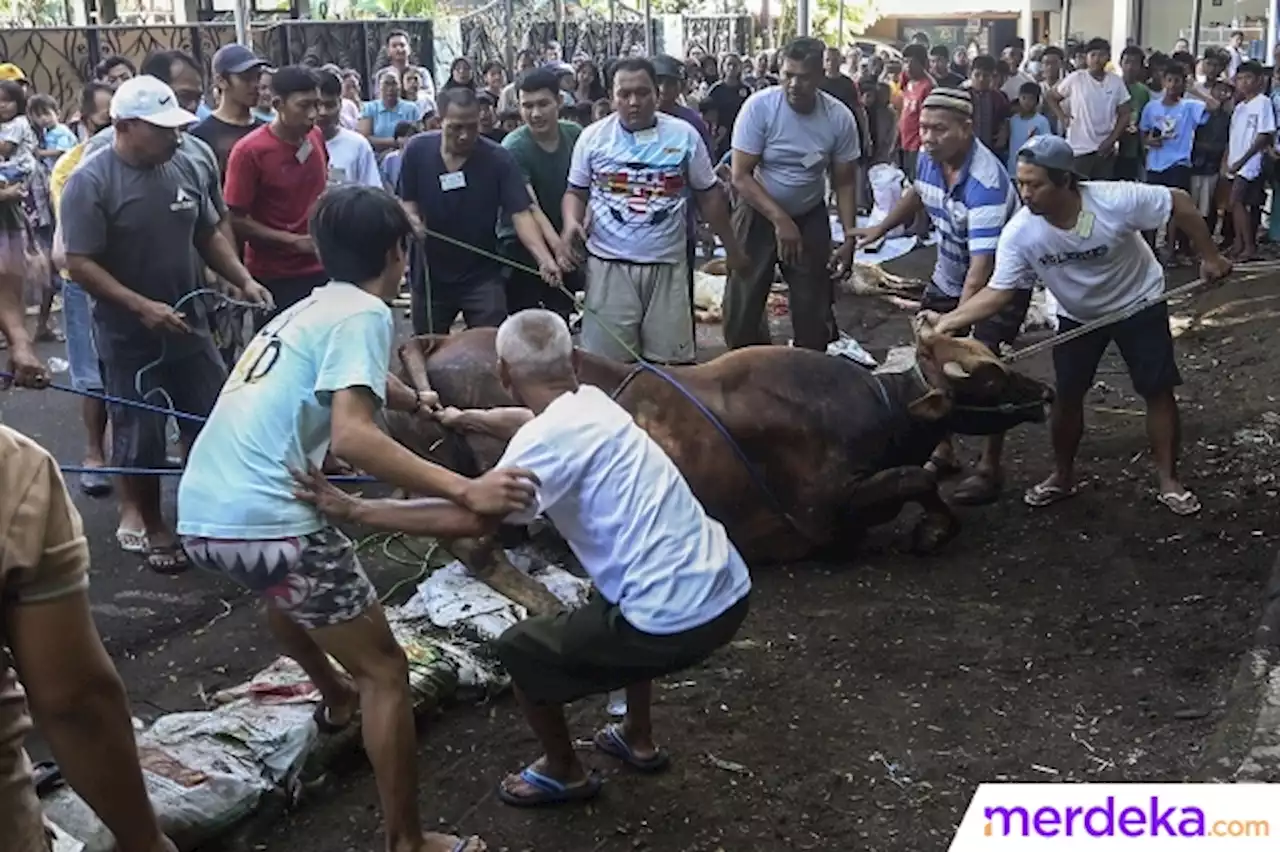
213, 43, 270, 77
1016, 134, 1083, 175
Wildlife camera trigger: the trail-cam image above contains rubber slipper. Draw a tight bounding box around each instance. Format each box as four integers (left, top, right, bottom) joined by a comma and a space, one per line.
950, 471, 1004, 507
1157, 490, 1202, 516
144, 542, 190, 576
593, 724, 670, 773
115, 526, 148, 554
924, 454, 962, 480
1023, 481, 1077, 509
31, 760, 64, 796
79, 469, 112, 497
313, 701, 358, 735
497, 766, 602, 808
448, 837, 484, 852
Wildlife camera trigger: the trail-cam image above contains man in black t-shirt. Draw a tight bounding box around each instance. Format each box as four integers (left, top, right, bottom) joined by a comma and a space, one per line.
705, 53, 753, 133
188, 44, 269, 173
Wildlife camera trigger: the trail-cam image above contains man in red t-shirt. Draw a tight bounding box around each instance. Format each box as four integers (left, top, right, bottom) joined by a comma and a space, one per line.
225, 65, 330, 321
897, 43, 934, 236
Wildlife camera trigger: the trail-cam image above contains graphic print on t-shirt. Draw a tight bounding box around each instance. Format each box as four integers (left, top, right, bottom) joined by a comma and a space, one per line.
596, 160, 688, 224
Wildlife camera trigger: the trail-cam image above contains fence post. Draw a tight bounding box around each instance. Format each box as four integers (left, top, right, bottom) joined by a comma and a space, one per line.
85, 26, 102, 78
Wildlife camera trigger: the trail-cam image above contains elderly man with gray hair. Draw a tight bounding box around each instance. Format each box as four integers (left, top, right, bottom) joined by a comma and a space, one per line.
298, 308, 752, 809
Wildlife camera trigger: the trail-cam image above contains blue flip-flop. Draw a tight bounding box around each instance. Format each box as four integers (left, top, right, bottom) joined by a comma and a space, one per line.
593, 724, 671, 773
450, 837, 482, 852
497, 765, 602, 808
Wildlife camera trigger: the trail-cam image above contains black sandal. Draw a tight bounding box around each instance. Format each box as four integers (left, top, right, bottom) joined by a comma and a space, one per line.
144, 542, 190, 576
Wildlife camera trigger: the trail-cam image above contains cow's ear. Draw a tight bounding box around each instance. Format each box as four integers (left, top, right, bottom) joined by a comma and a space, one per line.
906, 388, 952, 421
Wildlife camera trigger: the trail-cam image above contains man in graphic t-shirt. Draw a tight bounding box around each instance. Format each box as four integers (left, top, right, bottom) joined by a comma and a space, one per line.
925, 135, 1232, 518
563, 57, 741, 365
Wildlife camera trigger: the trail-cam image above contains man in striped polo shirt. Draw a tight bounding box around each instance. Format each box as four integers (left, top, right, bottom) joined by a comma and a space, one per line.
854, 88, 1031, 505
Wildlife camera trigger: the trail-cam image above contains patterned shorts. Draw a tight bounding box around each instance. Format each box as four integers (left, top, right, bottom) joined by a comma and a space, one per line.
182, 527, 377, 630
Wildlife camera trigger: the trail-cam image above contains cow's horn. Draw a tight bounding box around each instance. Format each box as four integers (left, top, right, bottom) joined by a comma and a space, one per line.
943, 361, 970, 380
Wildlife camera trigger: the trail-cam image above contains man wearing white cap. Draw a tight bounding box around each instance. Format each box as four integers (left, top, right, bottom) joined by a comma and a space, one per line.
60, 76, 270, 574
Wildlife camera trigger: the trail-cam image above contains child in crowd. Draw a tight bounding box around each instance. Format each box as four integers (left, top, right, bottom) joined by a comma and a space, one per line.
1117, 45, 1152, 181
27, 94, 75, 169
1140, 61, 1211, 264
1007, 82, 1051, 175
592, 98, 612, 122
1191, 80, 1234, 238
571, 101, 594, 126
699, 99, 729, 161
1225, 61, 1274, 260
380, 120, 417, 194
498, 109, 521, 135
968, 54, 1010, 156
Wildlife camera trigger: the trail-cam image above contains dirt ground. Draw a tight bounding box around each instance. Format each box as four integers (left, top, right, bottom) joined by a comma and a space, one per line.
212, 250, 1278, 852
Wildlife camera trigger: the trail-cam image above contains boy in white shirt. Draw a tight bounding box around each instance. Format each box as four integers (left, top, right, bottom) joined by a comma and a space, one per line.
294, 309, 752, 809
923, 136, 1232, 517
1224, 61, 1275, 261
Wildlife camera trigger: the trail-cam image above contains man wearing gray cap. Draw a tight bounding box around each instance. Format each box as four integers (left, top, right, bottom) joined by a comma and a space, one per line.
925, 134, 1232, 517
190, 43, 271, 174
855, 87, 1029, 505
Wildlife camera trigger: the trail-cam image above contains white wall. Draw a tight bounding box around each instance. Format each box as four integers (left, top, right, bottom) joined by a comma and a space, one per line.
1065, 0, 1112, 41
1142, 0, 1268, 53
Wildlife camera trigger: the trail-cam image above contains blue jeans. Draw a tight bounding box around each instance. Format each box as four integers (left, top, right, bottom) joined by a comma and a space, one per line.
60, 279, 103, 392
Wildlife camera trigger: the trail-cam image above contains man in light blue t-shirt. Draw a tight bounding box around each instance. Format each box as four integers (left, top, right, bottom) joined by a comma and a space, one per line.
1139, 61, 1211, 263
177, 185, 536, 852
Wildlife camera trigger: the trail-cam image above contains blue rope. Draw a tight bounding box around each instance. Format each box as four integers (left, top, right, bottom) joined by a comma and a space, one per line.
134, 288, 271, 435
58, 464, 376, 483
0, 373, 209, 422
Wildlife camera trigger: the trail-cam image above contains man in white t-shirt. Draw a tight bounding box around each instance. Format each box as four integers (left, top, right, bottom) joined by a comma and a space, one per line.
317, 69, 381, 188
562, 57, 742, 366
1224, 61, 1276, 260
178, 185, 539, 852
923, 136, 1232, 517
295, 308, 752, 809
1047, 37, 1131, 179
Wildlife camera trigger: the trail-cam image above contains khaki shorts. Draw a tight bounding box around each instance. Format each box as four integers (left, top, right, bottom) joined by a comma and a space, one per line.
580, 254, 695, 364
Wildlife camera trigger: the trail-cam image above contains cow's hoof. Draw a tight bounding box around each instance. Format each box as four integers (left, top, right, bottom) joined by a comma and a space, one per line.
910, 513, 961, 554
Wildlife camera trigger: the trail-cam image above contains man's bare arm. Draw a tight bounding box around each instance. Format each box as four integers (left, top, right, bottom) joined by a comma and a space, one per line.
438, 406, 534, 440
10, 593, 171, 852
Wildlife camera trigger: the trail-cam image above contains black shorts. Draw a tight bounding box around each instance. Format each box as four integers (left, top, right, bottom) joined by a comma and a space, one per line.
1148, 165, 1192, 192
494, 591, 749, 706
102, 339, 226, 469
1052, 302, 1181, 400
921, 284, 1033, 352
1230, 175, 1266, 207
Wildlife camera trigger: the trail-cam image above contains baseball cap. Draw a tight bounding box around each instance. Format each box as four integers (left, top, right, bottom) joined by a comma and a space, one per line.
0, 63, 27, 83
213, 43, 270, 76
652, 54, 685, 81
109, 75, 199, 128
1016, 134, 1082, 175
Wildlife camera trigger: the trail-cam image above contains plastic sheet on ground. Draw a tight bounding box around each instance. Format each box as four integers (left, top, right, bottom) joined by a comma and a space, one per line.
711, 213, 936, 266
410, 548, 591, 642
44, 545, 571, 851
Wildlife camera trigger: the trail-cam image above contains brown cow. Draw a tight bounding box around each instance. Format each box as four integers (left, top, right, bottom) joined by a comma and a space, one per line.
381, 324, 1053, 613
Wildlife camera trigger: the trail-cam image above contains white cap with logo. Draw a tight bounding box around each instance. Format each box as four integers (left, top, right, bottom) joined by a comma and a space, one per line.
109, 75, 199, 128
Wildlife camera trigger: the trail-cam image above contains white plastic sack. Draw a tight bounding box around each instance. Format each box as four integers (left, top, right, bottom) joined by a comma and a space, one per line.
868, 164, 908, 239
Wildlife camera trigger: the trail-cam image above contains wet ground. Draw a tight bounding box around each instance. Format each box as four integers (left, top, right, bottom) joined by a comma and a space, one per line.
3, 247, 1277, 851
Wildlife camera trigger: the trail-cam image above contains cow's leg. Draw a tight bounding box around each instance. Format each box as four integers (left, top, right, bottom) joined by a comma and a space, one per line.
846, 467, 960, 553
397, 336, 441, 394
446, 536, 563, 617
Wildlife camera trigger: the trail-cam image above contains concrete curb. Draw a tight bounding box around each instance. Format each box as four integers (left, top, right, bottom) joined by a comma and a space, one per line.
1195, 550, 1280, 782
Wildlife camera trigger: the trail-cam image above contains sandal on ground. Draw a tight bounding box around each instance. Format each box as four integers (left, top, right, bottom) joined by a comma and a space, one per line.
31, 760, 64, 796
313, 700, 359, 735
115, 526, 148, 554
1023, 481, 1077, 509
950, 470, 1004, 507
446, 837, 485, 852
497, 766, 602, 808
144, 541, 190, 575
593, 724, 671, 772
924, 453, 962, 480
1157, 490, 1202, 516
35, 327, 65, 343
79, 469, 112, 497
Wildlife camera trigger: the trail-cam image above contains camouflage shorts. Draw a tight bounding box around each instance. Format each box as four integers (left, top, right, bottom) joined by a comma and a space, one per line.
182, 527, 377, 630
